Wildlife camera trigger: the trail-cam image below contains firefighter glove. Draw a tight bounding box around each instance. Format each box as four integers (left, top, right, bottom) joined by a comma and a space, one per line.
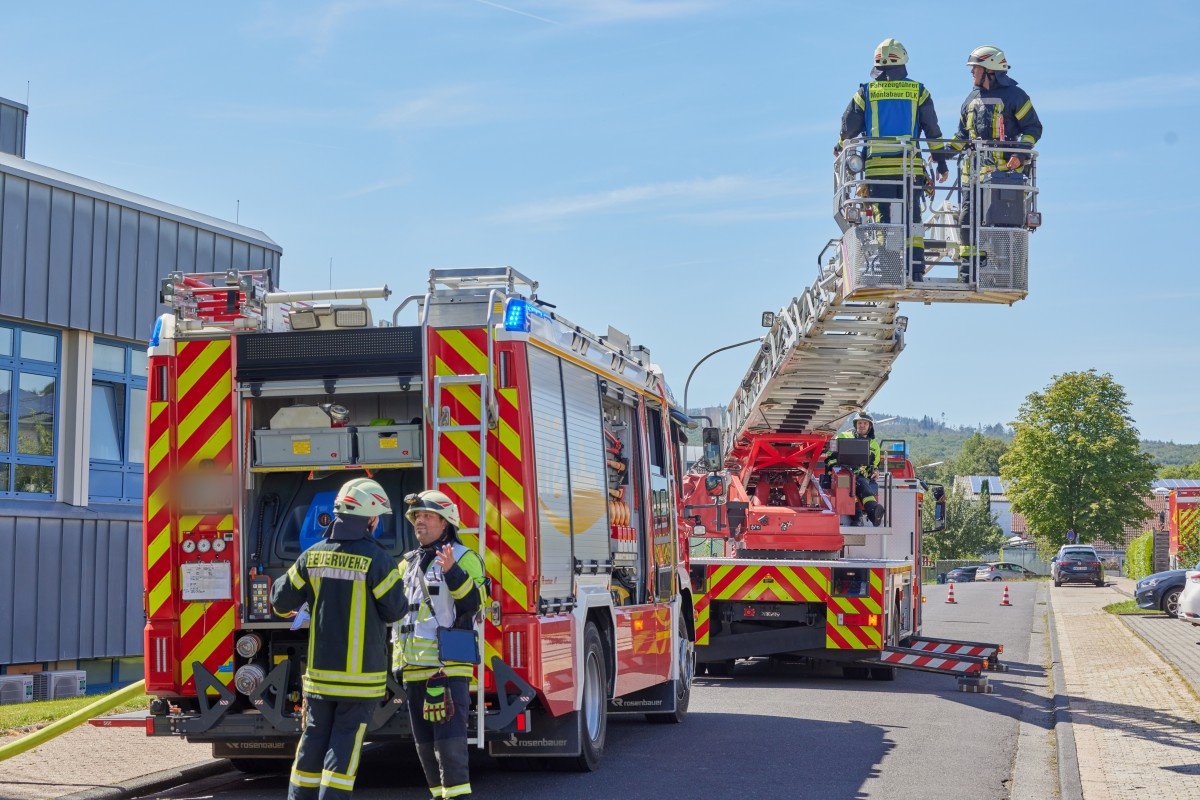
423, 684, 449, 723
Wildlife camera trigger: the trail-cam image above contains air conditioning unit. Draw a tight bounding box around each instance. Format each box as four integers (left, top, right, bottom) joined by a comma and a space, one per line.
32, 670, 86, 701
0, 675, 33, 705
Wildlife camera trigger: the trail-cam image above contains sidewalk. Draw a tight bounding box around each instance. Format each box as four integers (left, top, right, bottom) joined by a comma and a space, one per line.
1051, 575, 1200, 799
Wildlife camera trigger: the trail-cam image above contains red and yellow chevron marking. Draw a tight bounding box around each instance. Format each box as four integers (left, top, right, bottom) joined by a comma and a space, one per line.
704, 564, 828, 603
694, 592, 712, 645
825, 569, 884, 651
428, 329, 531, 678
145, 395, 174, 620
174, 340, 236, 690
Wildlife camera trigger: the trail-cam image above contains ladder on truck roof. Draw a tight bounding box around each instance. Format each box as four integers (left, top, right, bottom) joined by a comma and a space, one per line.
726, 262, 904, 441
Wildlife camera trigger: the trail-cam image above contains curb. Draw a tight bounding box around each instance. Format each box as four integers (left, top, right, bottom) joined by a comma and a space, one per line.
1045, 585, 1083, 800
55, 759, 231, 800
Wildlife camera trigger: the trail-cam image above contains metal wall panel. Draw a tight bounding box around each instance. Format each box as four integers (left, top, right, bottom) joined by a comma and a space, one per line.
0, 102, 26, 158
529, 348, 574, 601
0, 157, 282, 339
0, 512, 142, 664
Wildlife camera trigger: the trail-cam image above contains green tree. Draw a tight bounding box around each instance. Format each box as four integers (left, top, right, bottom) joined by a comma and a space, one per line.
1159, 461, 1200, 480
1000, 370, 1155, 551
921, 482, 1005, 559
953, 433, 1008, 476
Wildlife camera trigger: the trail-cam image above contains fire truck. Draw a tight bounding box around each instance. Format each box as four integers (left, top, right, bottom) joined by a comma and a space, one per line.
679, 139, 1041, 691
141, 266, 694, 770
1168, 488, 1200, 569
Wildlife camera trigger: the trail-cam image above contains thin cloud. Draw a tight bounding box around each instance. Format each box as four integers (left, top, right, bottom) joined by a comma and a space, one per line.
469, 0, 561, 24
1038, 74, 1200, 112
370, 86, 483, 130
335, 178, 409, 200
494, 175, 802, 222
517, 0, 719, 24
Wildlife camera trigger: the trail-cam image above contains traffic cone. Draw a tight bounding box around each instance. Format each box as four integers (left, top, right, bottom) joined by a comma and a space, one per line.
946, 581, 957, 604
1000, 584, 1011, 607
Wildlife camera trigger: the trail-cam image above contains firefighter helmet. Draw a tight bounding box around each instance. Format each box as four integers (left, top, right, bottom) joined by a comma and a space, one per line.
853, 411, 875, 424
874, 38, 908, 67
334, 478, 393, 517
967, 45, 1009, 72
404, 489, 461, 529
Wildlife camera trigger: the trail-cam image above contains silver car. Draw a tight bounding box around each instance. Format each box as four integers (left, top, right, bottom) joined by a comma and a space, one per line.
1177, 569, 1200, 626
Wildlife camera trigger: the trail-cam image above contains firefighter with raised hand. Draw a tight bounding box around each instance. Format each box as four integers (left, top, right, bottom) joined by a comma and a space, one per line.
951, 45, 1043, 281
825, 411, 886, 526
271, 478, 406, 800
838, 38, 949, 282
394, 490, 485, 800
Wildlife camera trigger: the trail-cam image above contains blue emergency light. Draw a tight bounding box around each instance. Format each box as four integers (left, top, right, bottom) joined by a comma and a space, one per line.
504, 298, 531, 332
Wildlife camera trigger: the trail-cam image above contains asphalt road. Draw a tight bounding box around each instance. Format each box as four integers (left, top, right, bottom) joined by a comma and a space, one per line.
138, 580, 1052, 800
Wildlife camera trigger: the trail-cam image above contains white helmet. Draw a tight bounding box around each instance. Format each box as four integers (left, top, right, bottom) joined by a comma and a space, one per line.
967, 45, 1009, 72
404, 489, 461, 529
874, 38, 908, 67
334, 478, 393, 517
853, 411, 875, 425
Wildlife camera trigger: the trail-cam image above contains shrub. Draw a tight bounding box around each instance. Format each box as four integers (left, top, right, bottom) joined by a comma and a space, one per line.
1124, 530, 1154, 581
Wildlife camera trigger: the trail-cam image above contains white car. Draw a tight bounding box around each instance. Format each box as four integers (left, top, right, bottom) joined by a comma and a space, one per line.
1178, 569, 1200, 626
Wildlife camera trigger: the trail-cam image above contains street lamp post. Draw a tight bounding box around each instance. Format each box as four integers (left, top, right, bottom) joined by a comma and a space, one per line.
682, 337, 765, 421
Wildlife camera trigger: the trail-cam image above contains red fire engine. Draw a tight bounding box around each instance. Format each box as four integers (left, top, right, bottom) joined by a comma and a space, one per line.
141, 267, 693, 770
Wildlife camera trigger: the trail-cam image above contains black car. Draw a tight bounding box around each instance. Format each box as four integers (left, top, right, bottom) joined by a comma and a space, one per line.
1135, 563, 1200, 617
945, 565, 985, 583
1051, 548, 1104, 587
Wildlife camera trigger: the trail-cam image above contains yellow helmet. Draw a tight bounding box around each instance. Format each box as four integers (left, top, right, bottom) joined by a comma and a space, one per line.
404, 489, 461, 528
334, 478, 393, 517
967, 45, 1009, 72
874, 38, 908, 67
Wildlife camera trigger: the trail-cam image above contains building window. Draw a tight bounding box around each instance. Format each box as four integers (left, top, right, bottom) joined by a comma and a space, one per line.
89, 340, 147, 503
0, 323, 60, 497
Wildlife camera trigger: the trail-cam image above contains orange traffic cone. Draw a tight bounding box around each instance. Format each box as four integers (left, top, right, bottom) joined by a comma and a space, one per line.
1000, 584, 1012, 606
946, 580, 957, 604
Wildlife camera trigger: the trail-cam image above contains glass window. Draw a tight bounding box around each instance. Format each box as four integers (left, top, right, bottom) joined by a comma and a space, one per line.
89, 340, 148, 503
93, 343, 126, 373
17, 373, 55, 455
0, 324, 59, 497
21, 330, 57, 363
91, 384, 122, 461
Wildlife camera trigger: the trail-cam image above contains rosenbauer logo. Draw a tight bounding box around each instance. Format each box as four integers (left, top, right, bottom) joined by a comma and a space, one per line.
504, 734, 568, 748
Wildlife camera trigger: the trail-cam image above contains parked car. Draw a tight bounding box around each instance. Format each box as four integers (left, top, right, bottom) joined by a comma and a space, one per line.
1051, 546, 1105, 587
976, 562, 1039, 582
1134, 564, 1199, 617
1177, 569, 1200, 626
945, 565, 985, 583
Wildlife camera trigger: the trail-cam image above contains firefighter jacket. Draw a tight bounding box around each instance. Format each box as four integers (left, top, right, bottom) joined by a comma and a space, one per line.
950, 73, 1042, 173
393, 537, 486, 682
840, 65, 948, 176
271, 515, 407, 701
827, 430, 881, 477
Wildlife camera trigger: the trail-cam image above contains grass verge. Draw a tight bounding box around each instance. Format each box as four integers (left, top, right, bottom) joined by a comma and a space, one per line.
1103, 600, 1158, 616
0, 690, 149, 735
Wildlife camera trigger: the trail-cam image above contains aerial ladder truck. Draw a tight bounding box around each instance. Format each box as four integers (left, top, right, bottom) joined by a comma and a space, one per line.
679, 139, 1040, 691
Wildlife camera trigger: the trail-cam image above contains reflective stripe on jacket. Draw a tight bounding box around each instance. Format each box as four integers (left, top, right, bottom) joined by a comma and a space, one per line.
950, 73, 1042, 172
840, 68, 947, 176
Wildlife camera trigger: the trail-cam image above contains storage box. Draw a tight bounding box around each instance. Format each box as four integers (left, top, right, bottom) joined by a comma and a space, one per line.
980, 171, 1027, 227
357, 424, 422, 464
254, 427, 355, 467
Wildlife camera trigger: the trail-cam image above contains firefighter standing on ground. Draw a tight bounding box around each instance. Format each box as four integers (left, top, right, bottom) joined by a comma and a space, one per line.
825, 411, 886, 526
951, 45, 1043, 281
271, 478, 407, 800
394, 490, 486, 800
838, 38, 949, 282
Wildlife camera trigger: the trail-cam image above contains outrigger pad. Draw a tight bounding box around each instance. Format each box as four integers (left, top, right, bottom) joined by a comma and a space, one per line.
957, 675, 992, 694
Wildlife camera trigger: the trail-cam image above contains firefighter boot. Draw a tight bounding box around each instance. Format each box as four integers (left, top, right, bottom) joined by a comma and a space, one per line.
866, 501, 885, 526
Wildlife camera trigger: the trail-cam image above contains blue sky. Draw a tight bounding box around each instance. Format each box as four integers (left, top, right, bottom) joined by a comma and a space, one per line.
2, 1, 1196, 442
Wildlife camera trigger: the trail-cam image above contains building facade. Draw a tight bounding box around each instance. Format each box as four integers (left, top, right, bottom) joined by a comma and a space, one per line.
0, 97, 281, 691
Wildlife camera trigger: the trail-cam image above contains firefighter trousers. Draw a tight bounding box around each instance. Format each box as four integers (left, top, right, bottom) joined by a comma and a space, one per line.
868, 178, 924, 280
406, 676, 472, 799
288, 696, 372, 800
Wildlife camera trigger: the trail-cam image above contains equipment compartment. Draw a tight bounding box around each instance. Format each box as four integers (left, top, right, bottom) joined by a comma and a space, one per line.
254, 427, 355, 467
357, 424, 422, 464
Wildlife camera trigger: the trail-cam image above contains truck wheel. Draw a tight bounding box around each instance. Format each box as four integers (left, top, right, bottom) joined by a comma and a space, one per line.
1164, 588, 1182, 618
647, 630, 693, 724
570, 622, 608, 772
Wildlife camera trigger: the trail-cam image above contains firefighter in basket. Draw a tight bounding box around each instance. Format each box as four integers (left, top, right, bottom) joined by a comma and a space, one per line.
394, 490, 486, 800
271, 477, 407, 800
823, 411, 886, 526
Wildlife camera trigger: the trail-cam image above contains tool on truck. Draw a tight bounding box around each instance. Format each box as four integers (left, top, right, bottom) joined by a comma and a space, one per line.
678, 139, 1039, 691
139, 266, 694, 771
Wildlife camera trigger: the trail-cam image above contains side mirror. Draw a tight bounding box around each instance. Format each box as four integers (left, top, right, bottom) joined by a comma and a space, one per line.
702, 427, 722, 472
